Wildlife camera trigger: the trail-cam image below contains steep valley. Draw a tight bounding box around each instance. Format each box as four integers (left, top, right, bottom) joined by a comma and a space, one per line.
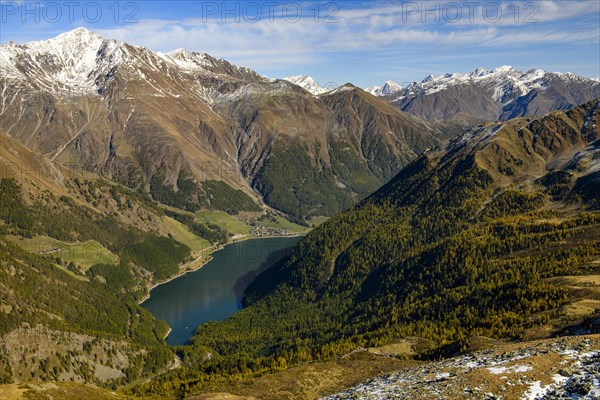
0, 27, 599, 400
141, 100, 600, 398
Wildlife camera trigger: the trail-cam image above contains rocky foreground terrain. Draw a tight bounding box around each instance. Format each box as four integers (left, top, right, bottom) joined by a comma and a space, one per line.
322, 335, 600, 400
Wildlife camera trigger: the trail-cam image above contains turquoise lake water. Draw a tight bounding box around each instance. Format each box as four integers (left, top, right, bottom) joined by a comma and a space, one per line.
141, 236, 301, 345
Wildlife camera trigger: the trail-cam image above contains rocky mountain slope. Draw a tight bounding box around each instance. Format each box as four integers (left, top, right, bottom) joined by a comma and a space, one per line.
371, 67, 599, 128
0, 28, 444, 220
323, 334, 600, 400
225, 82, 445, 218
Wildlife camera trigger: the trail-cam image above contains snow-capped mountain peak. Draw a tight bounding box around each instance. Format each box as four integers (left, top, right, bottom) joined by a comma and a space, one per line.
492, 65, 514, 73
53, 27, 104, 43
0, 28, 265, 99
367, 66, 595, 100
283, 75, 330, 95
0, 27, 129, 93
366, 80, 403, 96
470, 67, 488, 78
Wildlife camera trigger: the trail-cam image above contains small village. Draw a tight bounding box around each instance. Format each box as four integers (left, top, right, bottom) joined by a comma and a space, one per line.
250, 226, 292, 237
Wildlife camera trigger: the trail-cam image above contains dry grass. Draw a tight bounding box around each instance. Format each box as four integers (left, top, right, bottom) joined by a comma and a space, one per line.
368, 342, 415, 357
565, 300, 600, 316
366, 337, 436, 357
548, 275, 600, 287
6, 236, 118, 271
194, 351, 413, 400
0, 384, 26, 400
522, 324, 561, 341
188, 394, 256, 400
18, 382, 129, 400
546, 274, 600, 318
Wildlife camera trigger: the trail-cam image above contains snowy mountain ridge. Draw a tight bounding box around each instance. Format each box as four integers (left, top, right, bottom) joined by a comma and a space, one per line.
0, 27, 262, 97
398, 65, 597, 103
366, 66, 598, 103
0, 27, 128, 93
380, 66, 599, 122
2, 27, 597, 126
366, 80, 403, 96
282, 74, 332, 95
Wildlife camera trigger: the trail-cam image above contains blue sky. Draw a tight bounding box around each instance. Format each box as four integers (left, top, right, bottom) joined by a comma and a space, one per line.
1, 0, 599, 88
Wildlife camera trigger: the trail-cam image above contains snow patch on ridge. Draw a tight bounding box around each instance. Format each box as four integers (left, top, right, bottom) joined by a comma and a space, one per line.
376, 66, 598, 107
283, 75, 331, 95
366, 80, 403, 96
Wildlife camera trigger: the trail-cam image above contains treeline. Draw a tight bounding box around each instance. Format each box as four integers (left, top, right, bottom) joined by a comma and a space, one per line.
255, 136, 405, 222
0, 239, 174, 385
150, 169, 260, 214
0, 178, 192, 385
164, 209, 229, 244
0, 179, 192, 284
256, 141, 357, 221
69, 176, 233, 245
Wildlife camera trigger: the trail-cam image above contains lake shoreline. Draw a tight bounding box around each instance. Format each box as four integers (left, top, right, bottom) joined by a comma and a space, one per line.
137, 233, 305, 305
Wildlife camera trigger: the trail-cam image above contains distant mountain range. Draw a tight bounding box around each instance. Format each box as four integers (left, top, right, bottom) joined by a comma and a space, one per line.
366, 80, 403, 96
285, 67, 599, 137
283, 74, 332, 95
367, 66, 600, 125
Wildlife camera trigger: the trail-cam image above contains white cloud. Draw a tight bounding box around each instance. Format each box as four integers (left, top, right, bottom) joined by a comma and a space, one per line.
334, 1, 596, 27
69, 1, 600, 73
